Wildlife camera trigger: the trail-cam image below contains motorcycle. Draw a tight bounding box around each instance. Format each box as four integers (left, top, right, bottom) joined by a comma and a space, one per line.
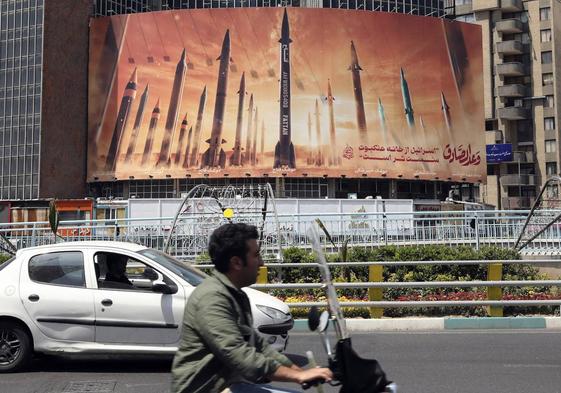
301, 224, 397, 393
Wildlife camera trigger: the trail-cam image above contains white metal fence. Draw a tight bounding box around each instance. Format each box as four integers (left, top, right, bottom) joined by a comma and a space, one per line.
2, 209, 561, 257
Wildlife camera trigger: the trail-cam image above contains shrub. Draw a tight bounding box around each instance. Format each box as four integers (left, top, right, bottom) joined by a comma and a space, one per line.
272, 244, 558, 317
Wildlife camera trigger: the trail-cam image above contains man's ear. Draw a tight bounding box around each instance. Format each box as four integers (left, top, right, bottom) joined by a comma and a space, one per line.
229, 256, 244, 271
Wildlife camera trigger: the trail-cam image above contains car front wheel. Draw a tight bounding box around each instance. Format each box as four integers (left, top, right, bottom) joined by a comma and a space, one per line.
0, 322, 32, 373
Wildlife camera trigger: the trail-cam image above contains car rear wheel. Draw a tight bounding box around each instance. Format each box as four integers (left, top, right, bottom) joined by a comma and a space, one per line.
0, 322, 32, 373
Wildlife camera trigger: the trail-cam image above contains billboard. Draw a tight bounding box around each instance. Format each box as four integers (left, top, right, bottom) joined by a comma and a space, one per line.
88, 8, 485, 182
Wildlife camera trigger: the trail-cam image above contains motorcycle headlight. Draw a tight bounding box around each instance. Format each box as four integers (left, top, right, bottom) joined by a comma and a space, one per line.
256, 305, 287, 320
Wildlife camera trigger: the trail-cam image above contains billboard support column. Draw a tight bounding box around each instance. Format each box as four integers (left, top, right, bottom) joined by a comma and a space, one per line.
275, 177, 285, 198
389, 180, 398, 199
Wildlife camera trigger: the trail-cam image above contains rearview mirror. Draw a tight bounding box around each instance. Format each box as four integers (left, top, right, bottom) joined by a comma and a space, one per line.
308, 306, 320, 331
318, 310, 330, 333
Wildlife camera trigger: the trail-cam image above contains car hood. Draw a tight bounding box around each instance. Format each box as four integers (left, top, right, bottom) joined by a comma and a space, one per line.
243, 287, 290, 315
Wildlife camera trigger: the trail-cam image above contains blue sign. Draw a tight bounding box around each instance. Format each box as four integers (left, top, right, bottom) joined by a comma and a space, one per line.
486, 144, 513, 163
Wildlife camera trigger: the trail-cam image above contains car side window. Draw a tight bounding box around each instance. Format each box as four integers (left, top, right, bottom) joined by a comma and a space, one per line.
94, 252, 175, 293
28, 251, 85, 288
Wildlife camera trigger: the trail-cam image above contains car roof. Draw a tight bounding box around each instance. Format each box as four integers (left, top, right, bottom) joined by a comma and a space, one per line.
16, 241, 148, 257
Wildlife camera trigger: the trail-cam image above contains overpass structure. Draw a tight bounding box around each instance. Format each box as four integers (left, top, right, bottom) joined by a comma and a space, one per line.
2, 209, 561, 257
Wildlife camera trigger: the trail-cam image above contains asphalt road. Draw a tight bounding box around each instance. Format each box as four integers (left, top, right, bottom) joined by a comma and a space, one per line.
2, 330, 561, 393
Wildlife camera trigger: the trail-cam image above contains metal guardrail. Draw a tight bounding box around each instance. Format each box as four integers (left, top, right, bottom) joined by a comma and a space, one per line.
3, 209, 561, 255
233, 259, 561, 313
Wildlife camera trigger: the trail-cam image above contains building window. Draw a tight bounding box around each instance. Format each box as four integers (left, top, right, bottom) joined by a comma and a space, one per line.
541, 51, 553, 65
545, 140, 556, 153
542, 73, 553, 86
545, 95, 555, 108
546, 162, 557, 176
545, 117, 556, 131
546, 184, 559, 199
28, 252, 85, 288
455, 14, 475, 23
540, 7, 550, 21
541, 29, 552, 43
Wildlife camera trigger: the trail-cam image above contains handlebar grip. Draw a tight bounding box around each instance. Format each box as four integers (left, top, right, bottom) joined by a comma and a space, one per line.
301, 378, 326, 390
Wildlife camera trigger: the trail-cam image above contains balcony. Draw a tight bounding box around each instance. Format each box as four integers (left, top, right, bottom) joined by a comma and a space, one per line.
512, 151, 535, 163
496, 62, 525, 76
473, 0, 500, 11
486, 130, 503, 144
500, 174, 537, 186
497, 106, 529, 120
497, 84, 526, 97
496, 40, 524, 55
501, 196, 534, 209
495, 19, 524, 33
501, 0, 523, 11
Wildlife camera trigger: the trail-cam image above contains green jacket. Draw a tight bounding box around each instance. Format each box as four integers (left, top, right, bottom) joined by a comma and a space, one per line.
171, 271, 293, 393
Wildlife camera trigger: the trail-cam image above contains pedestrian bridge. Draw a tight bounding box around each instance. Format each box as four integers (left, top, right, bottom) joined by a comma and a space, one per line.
2, 209, 561, 257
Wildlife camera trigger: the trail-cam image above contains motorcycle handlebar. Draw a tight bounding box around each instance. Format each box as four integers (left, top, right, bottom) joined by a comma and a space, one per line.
301, 378, 326, 390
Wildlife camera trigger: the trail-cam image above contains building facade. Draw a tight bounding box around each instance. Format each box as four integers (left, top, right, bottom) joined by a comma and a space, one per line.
0, 0, 91, 201
456, 0, 560, 209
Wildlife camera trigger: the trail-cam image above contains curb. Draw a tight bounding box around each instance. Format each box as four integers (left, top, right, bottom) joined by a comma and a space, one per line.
292, 317, 561, 332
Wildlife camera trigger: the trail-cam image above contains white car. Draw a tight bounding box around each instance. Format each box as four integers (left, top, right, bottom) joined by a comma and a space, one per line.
0, 241, 293, 372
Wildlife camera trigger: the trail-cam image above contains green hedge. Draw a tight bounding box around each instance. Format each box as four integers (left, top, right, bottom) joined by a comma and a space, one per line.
0, 254, 11, 264
269, 245, 560, 318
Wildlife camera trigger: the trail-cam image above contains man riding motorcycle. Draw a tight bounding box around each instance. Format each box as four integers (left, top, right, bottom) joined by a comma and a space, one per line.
171, 223, 333, 393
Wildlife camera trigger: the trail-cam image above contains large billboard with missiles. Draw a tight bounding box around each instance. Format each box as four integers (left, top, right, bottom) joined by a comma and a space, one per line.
88, 8, 485, 183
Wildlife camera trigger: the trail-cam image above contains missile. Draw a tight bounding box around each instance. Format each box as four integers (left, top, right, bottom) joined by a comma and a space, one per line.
201, 30, 230, 169
189, 86, 207, 168
273, 8, 296, 169
230, 72, 246, 166
348, 41, 368, 145
105, 67, 137, 171
419, 116, 426, 130
174, 113, 188, 165
251, 107, 258, 165
378, 97, 388, 146
125, 83, 148, 163
141, 98, 160, 166
307, 112, 313, 165
243, 94, 254, 165
327, 79, 339, 166
314, 98, 323, 166
441, 91, 452, 133
260, 119, 265, 165
182, 126, 193, 169
400, 68, 415, 128
157, 49, 187, 166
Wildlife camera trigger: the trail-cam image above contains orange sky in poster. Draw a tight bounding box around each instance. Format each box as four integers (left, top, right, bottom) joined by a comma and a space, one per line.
88, 8, 484, 182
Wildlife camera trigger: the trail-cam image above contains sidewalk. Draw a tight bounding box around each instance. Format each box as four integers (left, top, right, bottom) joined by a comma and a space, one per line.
292, 316, 561, 332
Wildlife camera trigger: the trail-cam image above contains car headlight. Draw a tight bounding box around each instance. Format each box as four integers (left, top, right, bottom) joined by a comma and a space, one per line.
256, 305, 288, 320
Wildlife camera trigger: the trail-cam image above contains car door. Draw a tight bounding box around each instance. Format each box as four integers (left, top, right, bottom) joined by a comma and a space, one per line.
92, 251, 185, 345
20, 250, 96, 342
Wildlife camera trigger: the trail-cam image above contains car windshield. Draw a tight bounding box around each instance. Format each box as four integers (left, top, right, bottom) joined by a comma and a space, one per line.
0, 256, 15, 272
138, 248, 207, 286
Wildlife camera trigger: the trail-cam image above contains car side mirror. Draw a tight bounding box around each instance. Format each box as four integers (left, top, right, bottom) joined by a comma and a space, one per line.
152, 281, 177, 295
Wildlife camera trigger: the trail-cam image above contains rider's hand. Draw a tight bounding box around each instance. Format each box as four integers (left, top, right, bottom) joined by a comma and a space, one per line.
297, 367, 333, 385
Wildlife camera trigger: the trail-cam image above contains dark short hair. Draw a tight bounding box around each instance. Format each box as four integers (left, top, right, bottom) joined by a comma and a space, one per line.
208, 223, 259, 273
